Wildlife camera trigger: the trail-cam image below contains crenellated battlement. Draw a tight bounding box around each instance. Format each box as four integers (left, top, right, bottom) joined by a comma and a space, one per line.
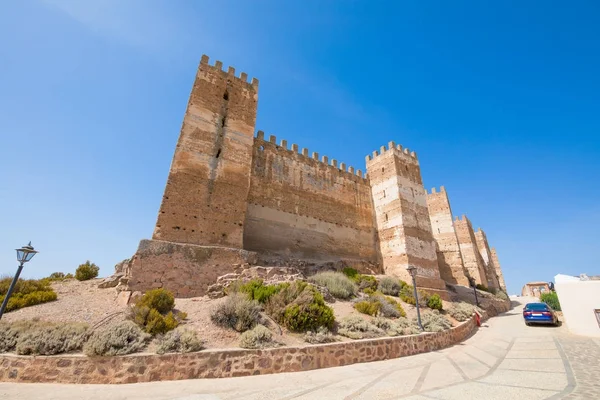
365, 141, 418, 163
427, 186, 446, 195
254, 131, 367, 181
200, 54, 259, 89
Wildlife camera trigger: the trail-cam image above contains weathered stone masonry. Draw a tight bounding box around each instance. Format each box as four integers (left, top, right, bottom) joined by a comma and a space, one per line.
127, 55, 506, 298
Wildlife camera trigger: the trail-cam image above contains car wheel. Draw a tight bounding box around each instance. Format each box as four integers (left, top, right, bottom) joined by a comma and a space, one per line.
525, 322, 530, 326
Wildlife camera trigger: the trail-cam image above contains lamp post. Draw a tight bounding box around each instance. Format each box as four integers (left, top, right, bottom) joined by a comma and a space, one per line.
469, 277, 480, 307
406, 265, 423, 332
0, 242, 38, 321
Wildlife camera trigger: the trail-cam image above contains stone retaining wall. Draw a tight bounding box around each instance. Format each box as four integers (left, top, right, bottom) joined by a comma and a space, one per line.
0, 316, 478, 384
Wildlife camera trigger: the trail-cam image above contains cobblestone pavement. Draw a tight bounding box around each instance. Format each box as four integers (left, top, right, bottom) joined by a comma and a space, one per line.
1, 297, 598, 400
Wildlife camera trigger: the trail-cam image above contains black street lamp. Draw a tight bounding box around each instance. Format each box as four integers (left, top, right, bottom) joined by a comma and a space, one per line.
468, 277, 480, 307
406, 265, 423, 332
0, 242, 38, 320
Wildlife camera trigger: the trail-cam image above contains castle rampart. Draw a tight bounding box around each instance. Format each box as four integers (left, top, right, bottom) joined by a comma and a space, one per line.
474, 228, 501, 290
454, 215, 488, 286
491, 248, 507, 291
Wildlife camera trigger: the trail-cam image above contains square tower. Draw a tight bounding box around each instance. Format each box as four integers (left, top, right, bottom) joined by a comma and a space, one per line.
474, 228, 501, 290
152, 55, 259, 248
366, 142, 447, 298
427, 187, 470, 286
454, 215, 488, 286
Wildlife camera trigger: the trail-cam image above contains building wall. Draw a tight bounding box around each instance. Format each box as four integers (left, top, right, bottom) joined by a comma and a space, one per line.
554, 275, 600, 338
454, 216, 488, 286
521, 282, 550, 298
490, 248, 506, 291
426, 187, 469, 286
244, 132, 379, 261
153, 56, 259, 248
366, 142, 446, 294
474, 228, 501, 290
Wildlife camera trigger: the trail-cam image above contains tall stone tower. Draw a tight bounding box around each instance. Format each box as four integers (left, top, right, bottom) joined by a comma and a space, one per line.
153, 55, 259, 248
366, 142, 447, 298
491, 248, 507, 292
426, 187, 470, 286
454, 215, 488, 286
474, 228, 501, 290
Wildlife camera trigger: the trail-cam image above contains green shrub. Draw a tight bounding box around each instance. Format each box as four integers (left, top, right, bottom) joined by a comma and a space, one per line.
495, 290, 509, 301
372, 316, 420, 336
304, 326, 337, 344
16, 322, 89, 355
363, 287, 376, 296
266, 282, 334, 332
355, 275, 378, 291
136, 288, 175, 314
342, 267, 359, 279
427, 294, 443, 311
0, 278, 57, 313
540, 292, 561, 311
156, 328, 204, 354
399, 285, 416, 305
84, 321, 150, 356
75, 261, 100, 281
47, 272, 66, 280
419, 310, 452, 332
378, 277, 401, 296
227, 279, 283, 304
337, 315, 384, 339
130, 288, 185, 335
448, 302, 481, 322
308, 272, 357, 299
354, 300, 381, 316
475, 284, 490, 293
380, 296, 406, 318
210, 293, 261, 332
239, 324, 276, 349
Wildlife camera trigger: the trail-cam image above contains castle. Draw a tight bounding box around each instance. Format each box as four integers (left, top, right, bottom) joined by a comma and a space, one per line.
125, 55, 506, 300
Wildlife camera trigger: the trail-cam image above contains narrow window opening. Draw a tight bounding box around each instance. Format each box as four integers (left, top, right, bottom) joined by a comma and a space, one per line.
221, 116, 226, 127
259, 145, 265, 151
216, 148, 222, 158
385, 214, 388, 222
383, 190, 386, 198
223, 91, 229, 100
382, 167, 385, 173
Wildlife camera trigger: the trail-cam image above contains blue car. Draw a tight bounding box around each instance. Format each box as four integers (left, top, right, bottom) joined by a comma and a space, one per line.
523, 302, 559, 326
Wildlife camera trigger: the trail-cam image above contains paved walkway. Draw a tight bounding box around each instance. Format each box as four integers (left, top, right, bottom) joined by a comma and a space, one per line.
1, 297, 598, 399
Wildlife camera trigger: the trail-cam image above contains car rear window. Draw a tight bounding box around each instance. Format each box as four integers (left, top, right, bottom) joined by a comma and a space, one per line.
526, 304, 549, 311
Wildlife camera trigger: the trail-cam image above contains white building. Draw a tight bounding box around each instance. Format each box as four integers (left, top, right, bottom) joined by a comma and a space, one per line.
554, 274, 600, 338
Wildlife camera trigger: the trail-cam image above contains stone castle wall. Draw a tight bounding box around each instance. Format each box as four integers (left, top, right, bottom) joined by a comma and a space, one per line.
127, 54, 507, 297
474, 228, 501, 290
244, 132, 379, 262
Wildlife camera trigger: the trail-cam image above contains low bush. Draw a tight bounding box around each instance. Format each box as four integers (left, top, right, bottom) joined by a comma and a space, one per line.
399, 285, 416, 305
475, 284, 490, 293
426, 294, 443, 311
355, 275, 378, 292
448, 302, 475, 321
0, 277, 57, 313
84, 321, 150, 356
363, 287, 376, 296
342, 267, 359, 279
210, 293, 261, 332
354, 299, 381, 316
16, 322, 89, 355
156, 328, 204, 354
0, 320, 44, 353
372, 317, 420, 336
337, 315, 384, 339
308, 272, 357, 300
377, 277, 402, 296
227, 279, 283, 304
418, 310, 452, 333
239, 325, 276, 349
136, 288, 175, 314
265, 282, 334, 332
495, 290, 509, 301
304, 326, 337, 344
131, 288, 186, 335
380, 296, 406, 318
540, 291, 561, 311
75, 261, 100, 281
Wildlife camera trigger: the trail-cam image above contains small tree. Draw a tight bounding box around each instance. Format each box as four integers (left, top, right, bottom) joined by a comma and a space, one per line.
75, 261, 100, 281
540, 291, 561, 311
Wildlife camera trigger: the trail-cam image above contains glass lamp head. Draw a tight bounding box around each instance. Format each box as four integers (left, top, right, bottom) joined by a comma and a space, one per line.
16, 242, 38, 263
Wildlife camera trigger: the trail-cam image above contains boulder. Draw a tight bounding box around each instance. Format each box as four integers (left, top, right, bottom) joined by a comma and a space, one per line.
98, 273, 124, 289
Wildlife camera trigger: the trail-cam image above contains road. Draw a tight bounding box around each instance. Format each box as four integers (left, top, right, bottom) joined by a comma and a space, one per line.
1, 296, 598, 399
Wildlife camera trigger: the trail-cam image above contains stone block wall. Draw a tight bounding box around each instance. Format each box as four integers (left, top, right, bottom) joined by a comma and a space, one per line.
244, 132, 379, 262
490, 248, 507, 291
474, 228, 501, 290
0, 316, 478, 384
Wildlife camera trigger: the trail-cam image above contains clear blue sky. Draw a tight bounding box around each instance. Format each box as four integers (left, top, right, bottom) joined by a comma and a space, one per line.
1, 1, 599, 295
